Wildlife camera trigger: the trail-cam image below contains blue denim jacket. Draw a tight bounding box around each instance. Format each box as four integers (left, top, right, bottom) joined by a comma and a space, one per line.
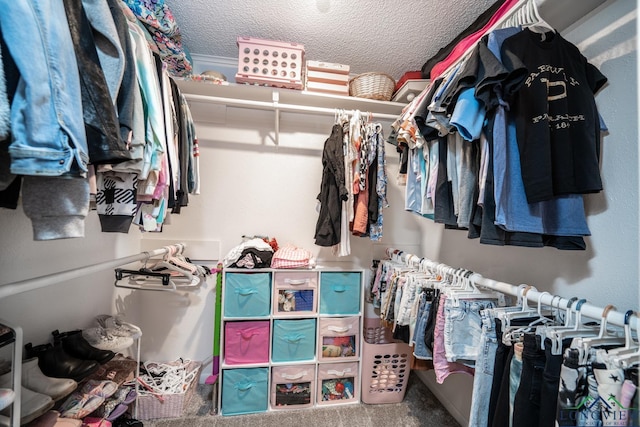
0, 0, 88, 176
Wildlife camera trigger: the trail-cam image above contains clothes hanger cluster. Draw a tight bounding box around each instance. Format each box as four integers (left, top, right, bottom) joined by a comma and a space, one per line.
502, 0, 554, 33
114, 244, 210, 292
386, 248, 504, 302
383, 248, 639, 368
430, 0, 555, 93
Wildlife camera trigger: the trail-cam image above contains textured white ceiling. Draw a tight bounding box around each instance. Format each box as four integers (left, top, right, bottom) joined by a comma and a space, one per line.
166, 0, 497, 80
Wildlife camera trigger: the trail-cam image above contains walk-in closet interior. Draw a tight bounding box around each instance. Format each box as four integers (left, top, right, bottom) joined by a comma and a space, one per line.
0, 0, 637, 426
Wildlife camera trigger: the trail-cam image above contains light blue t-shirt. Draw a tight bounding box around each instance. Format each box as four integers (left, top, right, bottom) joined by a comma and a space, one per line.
450, 88, 485, 141
493, 117, 591, 236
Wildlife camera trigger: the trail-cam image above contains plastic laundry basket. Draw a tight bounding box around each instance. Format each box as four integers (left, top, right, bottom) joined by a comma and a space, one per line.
360, 318, 412, 404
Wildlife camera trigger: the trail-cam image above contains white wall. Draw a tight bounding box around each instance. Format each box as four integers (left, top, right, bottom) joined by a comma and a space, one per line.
0, 0, 636, 423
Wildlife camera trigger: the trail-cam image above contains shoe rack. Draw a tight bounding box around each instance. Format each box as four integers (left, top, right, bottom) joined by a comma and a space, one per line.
0, 318, 22, 427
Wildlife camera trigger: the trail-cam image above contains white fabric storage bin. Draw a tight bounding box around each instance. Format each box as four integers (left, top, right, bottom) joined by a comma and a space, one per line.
316, 362, 359, 405
318, 316, 360, 361
270, 364, 315, 409
273, 271, 318, 316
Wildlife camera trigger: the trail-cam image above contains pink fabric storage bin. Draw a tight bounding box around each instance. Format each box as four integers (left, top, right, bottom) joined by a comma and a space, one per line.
224, 321, 270, 365
273, 271, 318, 316
235, 36, 305, 89
317, 362, 359, 405
270, 365, 315, 410
318, 317, 360, 361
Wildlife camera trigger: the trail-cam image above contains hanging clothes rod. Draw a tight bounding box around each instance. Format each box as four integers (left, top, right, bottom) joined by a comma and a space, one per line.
384, 247, 639, 331
0, 243, 186, 300
183, 91, 399, 146
183, 93, 400, 121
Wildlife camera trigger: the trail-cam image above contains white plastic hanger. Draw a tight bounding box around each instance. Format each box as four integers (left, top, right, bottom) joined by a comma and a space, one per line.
146, 246, 201, 285
445, 270, 506, 308
548, 299, 600, 355
483, 284, 531, 324
536, 294, 564, 349
577, 304, 625, 351
501, 291, 557, 345
607, 310, 639, 360
524, 0, 555, 34
497, 286, 545, 329
114, 245, 201, 291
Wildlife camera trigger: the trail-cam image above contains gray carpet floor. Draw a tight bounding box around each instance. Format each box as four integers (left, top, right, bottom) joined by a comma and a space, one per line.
140, 371, 461, 427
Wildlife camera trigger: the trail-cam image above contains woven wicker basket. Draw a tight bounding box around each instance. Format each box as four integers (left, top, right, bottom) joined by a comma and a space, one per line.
134, 360, 202, 420
349, 72, 396, 101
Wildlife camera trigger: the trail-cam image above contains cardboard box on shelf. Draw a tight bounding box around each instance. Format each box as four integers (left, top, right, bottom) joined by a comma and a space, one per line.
304, 80, 349, 96
306, 69, 350, 85
306, 60, 350, 75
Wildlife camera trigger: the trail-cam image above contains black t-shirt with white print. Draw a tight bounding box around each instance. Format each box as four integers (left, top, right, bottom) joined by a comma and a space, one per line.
500, 28, 607, 203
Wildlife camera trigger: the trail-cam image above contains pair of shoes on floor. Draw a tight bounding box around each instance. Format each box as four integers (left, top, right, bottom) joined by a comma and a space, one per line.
24, 330, 116, 383
82, 356, 138, 387
0, 382, 55, 425
0, 357, 81, 425
0, 358, 77, 401
82, 417, 111, 427
82, 315, 141, 353
57, 380, 118, 420
91, 386, 136, 422
23, 410, 82, 427
24, 342, 100, 383
52, 330, 115, 364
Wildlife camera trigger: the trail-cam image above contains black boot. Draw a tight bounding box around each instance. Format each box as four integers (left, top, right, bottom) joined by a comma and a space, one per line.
24, 342, 100, 382
52, 329, 115, 364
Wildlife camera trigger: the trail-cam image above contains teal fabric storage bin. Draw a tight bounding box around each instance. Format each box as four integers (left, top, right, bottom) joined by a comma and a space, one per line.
224, 272, 271, 317
272, 319, 316, 362
319, 272, 361, 315
221, 368, 269, 416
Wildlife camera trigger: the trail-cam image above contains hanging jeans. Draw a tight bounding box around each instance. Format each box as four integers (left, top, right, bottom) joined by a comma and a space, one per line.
509, 342, 524, 427
412, 291, 434, 360
468, 308, 499, 427
492, 345, 515, 427
539, 337, 573, 427
512, 333, 547, 427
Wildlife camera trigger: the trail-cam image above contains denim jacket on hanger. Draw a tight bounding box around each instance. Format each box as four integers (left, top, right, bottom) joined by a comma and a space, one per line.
0, 0, 88, 177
